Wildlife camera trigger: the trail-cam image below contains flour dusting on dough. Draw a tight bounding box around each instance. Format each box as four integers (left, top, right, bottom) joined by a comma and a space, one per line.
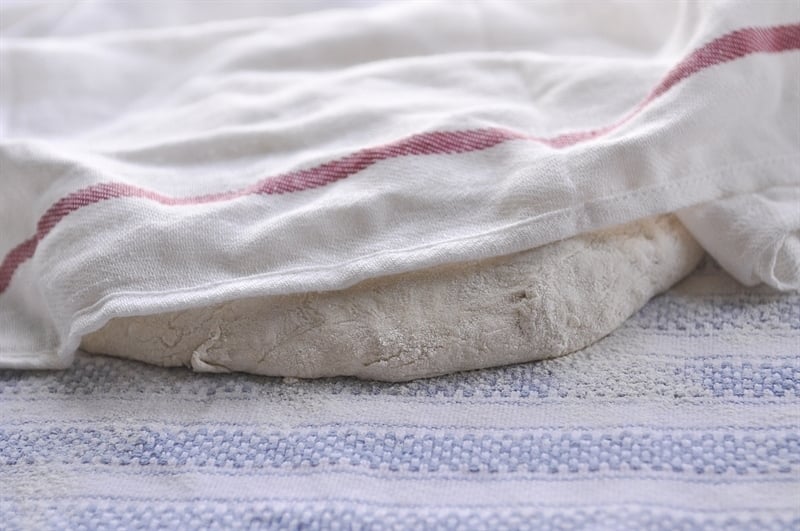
81, 215, 703, 381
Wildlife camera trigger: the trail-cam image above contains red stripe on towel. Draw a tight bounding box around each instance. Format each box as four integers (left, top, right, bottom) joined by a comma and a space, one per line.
542, 24, 800, 147
0, 128, 522, 293
1, 23, 799, 295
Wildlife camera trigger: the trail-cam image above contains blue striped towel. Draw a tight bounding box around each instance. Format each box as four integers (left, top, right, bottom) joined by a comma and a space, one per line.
1, 258, 798, 530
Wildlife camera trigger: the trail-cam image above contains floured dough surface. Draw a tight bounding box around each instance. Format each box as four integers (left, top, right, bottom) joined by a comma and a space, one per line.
81, 215, 703, 381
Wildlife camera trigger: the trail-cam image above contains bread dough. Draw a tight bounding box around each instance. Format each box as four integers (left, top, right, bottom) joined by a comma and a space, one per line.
81, 215, 703, 381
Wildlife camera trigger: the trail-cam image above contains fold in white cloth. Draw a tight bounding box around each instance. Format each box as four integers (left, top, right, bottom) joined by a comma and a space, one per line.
0, 0, 798, 370
679, 186, 799, 291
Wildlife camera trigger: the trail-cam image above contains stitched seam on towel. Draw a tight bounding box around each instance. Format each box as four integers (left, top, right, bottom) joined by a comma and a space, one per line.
0, 150, 800, 359
59, 154, 797, 318
1, 23, 798, 296
0, 155, 791, 356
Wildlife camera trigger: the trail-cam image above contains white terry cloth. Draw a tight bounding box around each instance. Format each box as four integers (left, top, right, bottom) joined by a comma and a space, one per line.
0, 0, 798, 370
679, 186, 800, 291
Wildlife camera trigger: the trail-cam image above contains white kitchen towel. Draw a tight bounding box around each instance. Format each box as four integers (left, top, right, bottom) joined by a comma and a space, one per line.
0, 0, 798, 370
679, 186, 800, 291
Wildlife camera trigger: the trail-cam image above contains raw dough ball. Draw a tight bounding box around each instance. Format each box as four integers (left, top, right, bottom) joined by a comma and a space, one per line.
81, 215, 703, 381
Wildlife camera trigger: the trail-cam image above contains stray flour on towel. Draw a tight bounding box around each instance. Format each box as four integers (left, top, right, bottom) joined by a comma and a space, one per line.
81, 215, 703, 381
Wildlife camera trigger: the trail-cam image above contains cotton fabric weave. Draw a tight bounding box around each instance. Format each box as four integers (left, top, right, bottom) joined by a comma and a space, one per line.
0, 0, 798, 369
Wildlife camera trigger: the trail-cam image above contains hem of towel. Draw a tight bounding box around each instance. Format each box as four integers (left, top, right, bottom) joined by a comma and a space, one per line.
1, 153, 798, 370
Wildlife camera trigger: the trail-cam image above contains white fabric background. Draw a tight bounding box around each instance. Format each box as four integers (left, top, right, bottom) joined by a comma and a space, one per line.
0, 0, 798, 369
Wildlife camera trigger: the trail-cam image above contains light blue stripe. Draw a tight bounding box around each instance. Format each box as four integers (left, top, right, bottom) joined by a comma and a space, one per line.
629, 294, 799, 332
5, 499, 797, 531
692, 361, 799, 397
2, 427, 797, 475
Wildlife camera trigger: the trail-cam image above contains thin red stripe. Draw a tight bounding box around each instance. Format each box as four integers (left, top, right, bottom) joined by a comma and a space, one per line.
539, 24, 800, 148
1, 23, 798, 295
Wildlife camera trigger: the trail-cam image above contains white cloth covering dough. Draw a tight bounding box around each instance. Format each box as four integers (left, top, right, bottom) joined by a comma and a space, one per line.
81, 215, 703, 381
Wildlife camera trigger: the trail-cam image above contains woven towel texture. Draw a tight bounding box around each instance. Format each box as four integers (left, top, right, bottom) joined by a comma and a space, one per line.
2, 258, 798, 529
